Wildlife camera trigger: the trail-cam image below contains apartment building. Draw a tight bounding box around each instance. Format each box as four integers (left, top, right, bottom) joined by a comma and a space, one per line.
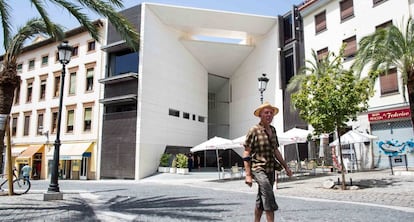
8, 20, 106, 180
299, 0, 414, 170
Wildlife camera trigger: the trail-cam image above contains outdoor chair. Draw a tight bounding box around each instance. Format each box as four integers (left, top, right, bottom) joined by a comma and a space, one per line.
220, 167, 232, 179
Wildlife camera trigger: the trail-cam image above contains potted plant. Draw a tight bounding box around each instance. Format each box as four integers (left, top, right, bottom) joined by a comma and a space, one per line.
170, 156, 177, 173
176, 153, 189, 175
158, 153, 171, 173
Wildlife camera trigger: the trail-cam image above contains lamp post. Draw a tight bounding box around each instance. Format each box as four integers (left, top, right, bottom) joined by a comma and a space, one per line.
258, 73, 269, 104
45, 41, 72, 200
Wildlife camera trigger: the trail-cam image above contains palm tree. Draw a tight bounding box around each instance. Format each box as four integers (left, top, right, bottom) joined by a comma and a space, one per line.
0, 18, 64, 171
0, 0, 139, 51
353, 18, 414, 131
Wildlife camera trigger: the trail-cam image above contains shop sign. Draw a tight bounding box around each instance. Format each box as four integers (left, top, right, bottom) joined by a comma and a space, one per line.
368, 108, 411, 122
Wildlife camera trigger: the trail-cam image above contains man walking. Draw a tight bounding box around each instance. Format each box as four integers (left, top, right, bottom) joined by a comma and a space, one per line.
243, 102, 293, 222
21, 164, 32, 181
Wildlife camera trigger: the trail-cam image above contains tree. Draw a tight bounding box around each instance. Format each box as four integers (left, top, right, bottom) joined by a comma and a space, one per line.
352, 18, 414, 132
0, 0, 139, 51
288, 48, 375, 190
0, 18, 64, 171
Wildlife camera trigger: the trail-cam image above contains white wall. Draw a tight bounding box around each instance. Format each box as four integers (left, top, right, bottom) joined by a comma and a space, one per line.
137, 5, 208, 178
229, 22, 282, 140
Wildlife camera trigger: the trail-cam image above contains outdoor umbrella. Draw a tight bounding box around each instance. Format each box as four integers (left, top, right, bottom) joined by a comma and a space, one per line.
279, 128, 312, 163
329, 130, 378, 146
190, 136, 232, 179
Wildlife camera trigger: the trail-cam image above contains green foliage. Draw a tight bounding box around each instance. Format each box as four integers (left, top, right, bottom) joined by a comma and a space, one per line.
289, 47, 375, 135
176, 153, 188, 168
159, 153, 171, 167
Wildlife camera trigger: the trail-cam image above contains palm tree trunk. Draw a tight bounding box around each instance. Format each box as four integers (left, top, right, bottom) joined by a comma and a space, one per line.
0, 68, 20, 173
407, 71, 414, 133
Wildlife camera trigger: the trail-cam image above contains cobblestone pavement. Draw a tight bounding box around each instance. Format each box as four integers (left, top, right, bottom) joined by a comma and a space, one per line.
0, 168, 413, 221
141, 168, 414, 210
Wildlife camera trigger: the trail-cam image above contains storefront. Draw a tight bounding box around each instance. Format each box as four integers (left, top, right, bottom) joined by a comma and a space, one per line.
369, 107, 414, 169
15, 145, 45, 179
46, 142, 94, 180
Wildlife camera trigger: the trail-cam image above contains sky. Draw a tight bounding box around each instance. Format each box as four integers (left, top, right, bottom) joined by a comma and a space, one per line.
0, 0, 303, 54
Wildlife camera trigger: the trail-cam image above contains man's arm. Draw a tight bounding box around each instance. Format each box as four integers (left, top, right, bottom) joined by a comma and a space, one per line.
274, 148, 293, 177
243, 146, 253, 187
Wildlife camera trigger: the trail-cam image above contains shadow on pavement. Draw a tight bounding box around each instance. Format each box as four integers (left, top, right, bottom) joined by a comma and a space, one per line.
106, 195, 238, 221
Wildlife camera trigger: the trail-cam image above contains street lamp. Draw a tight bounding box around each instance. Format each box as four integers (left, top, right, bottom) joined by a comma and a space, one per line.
258, 73, 269, 104
44, 41, 72, 200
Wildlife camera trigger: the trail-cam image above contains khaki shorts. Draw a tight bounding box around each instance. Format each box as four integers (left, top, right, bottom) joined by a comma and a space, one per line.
252, 170, 278, 211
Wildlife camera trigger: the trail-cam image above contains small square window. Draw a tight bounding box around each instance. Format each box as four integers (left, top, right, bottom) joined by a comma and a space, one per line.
17, 64, 23, 73
28, 59, 35, 70
198, 116, 205, 123
183, 112, 190, 119
72, 46, 79, 57
169, 109, 180, 117
315, 11, 327, 33
87, 41, 96, 51
41, 55, 49, 66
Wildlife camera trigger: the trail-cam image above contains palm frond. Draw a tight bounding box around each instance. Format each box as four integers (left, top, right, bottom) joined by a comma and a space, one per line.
77, 0, 139, 50
5, 18, 64, 64
0, 0, 12, 49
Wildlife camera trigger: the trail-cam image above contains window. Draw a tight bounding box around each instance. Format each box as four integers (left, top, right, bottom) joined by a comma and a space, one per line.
108, 50, 139, 76
317, 47, 329, 61
380, 68, 398, 95
28, 59, 35, 70
17, 64, 23, 73
55, 52, 59, 62
26, 79, 33, 102
376, 20, 393, 31
69, 72, 76, 95
39, 77, 47, 100
66, 109, 75, 133
14, 85, 20, 104
169, 109, 180, 117
12, 116, 18, 136
23, 113, 31, 136
83, 107, 92, 131
41, 55, 49, 66
183, 112, 190, 119
343, 36, 356, 59
72, 46, 79, 57
86, 68, 94, 91
283, 13, 293, 43
54, 74, 60, 97
283, 48, 295, 88
192, 114, 196, 120
37, 113, 44, 136
373, 0, 387, 6
198, 116, 206, 123
87, 41, 96, 51
340, 0, 354, 21
51, 110, 58, 134
315, 11, 327, 33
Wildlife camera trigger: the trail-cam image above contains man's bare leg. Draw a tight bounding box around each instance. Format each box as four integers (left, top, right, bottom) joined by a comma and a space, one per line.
265, 210, 274, 222
254, 207, 263, 222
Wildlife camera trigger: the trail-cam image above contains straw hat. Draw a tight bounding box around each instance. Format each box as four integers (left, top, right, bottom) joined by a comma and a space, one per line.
254, 102, 279, 117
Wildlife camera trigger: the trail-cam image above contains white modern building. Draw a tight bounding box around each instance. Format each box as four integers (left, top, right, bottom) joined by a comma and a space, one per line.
98, 3, 305, 179
7, 20, 106, 180
300, 0, 414, 170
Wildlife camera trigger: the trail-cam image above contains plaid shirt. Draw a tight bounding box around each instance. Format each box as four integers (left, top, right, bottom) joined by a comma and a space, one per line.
244, 123, 279, 173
